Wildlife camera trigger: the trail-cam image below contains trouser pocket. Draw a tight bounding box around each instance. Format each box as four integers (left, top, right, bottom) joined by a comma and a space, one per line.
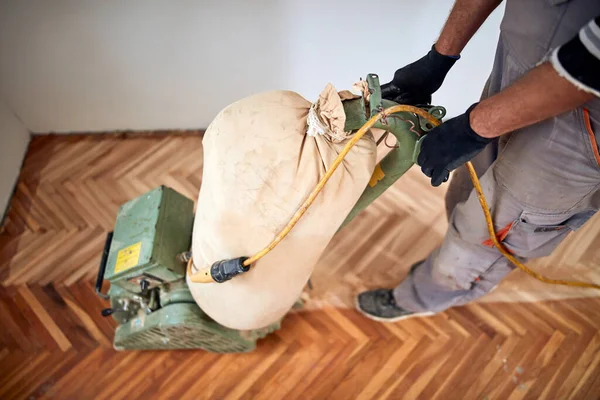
503, 210, 596, 258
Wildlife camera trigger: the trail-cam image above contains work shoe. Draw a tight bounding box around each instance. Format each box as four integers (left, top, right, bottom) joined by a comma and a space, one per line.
356, 289, 433, 322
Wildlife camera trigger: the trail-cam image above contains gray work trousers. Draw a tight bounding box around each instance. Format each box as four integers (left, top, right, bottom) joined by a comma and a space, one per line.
393, 0, 600, 313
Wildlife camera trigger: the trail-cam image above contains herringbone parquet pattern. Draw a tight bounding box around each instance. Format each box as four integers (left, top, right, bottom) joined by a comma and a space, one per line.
1, 134, 599, 399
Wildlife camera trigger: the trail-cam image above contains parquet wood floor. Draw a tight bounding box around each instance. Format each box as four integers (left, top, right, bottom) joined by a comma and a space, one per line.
1, 134, 599, 399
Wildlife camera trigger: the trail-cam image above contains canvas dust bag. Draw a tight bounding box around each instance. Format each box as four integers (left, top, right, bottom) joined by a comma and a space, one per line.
188, 83, 376, 330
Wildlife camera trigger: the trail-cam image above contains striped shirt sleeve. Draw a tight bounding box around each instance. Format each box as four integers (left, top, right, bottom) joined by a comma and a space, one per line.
550, 16, 600, 97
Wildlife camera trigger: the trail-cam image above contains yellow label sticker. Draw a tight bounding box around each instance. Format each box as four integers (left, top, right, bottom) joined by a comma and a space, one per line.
115, 242, 142, 273
368, 164, 385, 187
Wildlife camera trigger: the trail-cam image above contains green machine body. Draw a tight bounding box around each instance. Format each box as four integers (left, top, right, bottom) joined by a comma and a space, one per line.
104, 186, 193, 292
97, 186, 280, 353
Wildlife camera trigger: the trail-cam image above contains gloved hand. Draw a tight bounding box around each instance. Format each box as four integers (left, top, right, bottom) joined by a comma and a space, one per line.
381, 45, 460, 105
417, 103, 491, 186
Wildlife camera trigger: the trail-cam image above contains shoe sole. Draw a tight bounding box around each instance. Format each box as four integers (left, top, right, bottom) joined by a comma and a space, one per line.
354, 297, 434, 323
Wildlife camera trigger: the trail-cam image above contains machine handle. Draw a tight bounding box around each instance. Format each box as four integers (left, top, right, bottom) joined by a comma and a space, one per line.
95, 231, 113, 300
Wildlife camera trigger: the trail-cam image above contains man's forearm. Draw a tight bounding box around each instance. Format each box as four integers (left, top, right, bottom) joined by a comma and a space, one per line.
470, 62, 594, 138
470, 16, 599, 138
435, 0, 503, 56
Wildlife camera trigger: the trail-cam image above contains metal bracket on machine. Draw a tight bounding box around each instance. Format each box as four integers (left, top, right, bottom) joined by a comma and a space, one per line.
365, 73, 445, 137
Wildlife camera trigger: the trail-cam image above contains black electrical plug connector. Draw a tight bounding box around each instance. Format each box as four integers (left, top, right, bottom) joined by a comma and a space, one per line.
101, 308, 115, 317
210, 257, 250, 283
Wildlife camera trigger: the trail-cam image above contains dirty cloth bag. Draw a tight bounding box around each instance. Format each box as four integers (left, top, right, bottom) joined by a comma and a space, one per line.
188, 84, 376, 330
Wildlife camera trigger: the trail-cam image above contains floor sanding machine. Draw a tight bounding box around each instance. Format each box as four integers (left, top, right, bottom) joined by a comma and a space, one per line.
96, 74, 446, 352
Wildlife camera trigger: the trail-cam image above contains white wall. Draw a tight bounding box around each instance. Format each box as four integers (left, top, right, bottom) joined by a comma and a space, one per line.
0, 0, 504, 133
0, 101, 30, 219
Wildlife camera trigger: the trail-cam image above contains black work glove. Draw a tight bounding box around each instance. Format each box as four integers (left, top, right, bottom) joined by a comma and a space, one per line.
417, 103, 491, 187
381, 45, 460, 105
